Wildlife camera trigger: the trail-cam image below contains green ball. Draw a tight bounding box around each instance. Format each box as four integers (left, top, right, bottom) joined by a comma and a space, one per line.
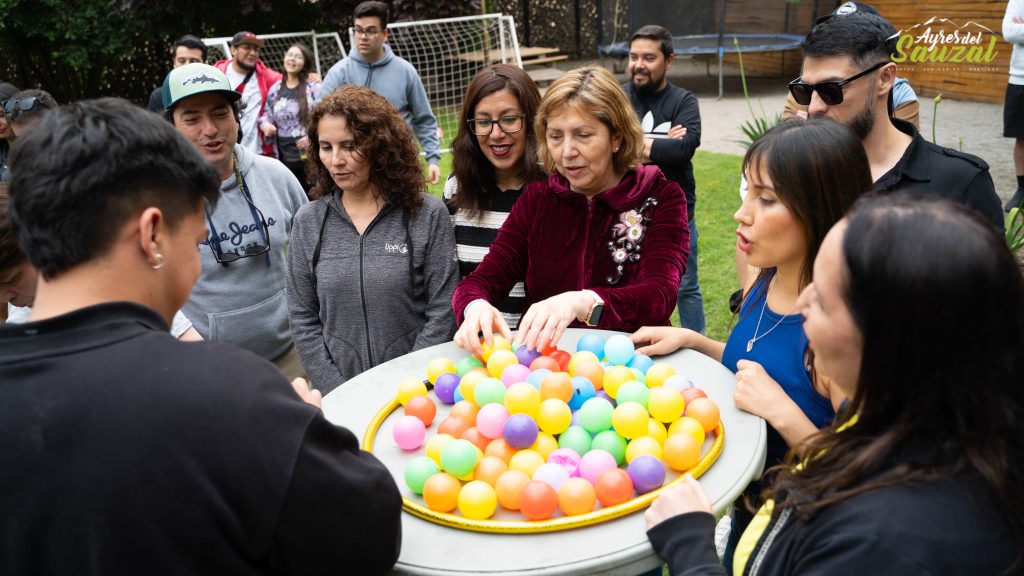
440, 439, 479, 477
455, 356, 484, 377
558, 425, 593, 455
578, 397, 614, 434
474, 377, 507, 406
629, 367, 647, 384
616, 381, 651, 409
405, 456, 440, 494
592, 430, 628, 466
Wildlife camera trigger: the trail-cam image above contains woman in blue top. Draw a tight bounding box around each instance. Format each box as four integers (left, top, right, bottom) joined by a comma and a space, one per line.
260, 43, 320, 193
632, 117, 872, 569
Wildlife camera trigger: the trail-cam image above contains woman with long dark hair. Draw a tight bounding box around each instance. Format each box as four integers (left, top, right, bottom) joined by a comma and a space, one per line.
260, 43, 319, 191
646, 194, 1024, 574
445, 64, 545, 329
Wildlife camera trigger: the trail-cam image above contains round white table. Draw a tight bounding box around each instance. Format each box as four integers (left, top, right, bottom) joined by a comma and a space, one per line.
322, 329, 766, 575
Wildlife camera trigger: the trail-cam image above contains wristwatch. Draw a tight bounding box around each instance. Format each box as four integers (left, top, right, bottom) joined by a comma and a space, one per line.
582, 290, 605, 327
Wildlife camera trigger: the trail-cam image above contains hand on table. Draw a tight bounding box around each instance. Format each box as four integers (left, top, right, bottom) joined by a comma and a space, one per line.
514, 291, 592, 352
733, 359, 788, 421
631, 326, 692, 356
291, 377, 322, 408
454, 301, 512, 358
645, 474, 712, 529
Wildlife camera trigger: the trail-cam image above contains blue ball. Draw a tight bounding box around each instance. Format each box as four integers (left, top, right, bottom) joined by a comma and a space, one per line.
604, 334, 635, 365
627, 353, 654, 374
568, 376, 597, 410
576, 333, 606, 359
526, 368, 551, 389
453, 385, 465, 404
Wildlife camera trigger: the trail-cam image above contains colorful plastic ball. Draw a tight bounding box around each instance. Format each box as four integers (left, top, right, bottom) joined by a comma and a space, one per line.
515, 345, 541, 367
425, 433, 456, 466
458, 480, 498, 520
480, 335, 512, 362
404, 456, 439, 494
495, 469, 531, 510
426, 358, 457, 385
663, 433, 702, 472
397, 378, 428, 406
573, 361, 606, 390
568, 350, 600, 375
532, 462, 570, 491
612, 402, 650, 439
568, 377, 597, 411
441, 439, 480, 477
578, 397, 615, 434
575, 333, 606, 359
487, 349, 519, 379
616, 381, 651, 409
591, 430, 628, 465
458, 370, 488, 406
682, 387, 708, 403
646, 418, 668, 445
626, 353, 654, 374
526, 368, 551, 389
503, 414, 540, 449
626, 436, 663, 463
547, 448, 582, 477
558, 477, 597, 516
450, 400, 480, 426
504, 382, 541, 418
594, 389, 612, 403
558, 425, 593, 456
460, 427, 491, 452
648, 386, 686, 423
577, 449, 618, 485
476, 403, 511, 439
404, 395, 437, 426
422, 472, 461, 512
433, 373, 461, 405
454, 356, 484, 377
453, 386, 464, 404
629, 368, 647, 384
595, 468, 634, 507
627, 455, 666, 494
485, 438, 517, 463
603, 366, 636, 399
531, 432, 558, 459
519, 481, 560, 520
685, 398, 721, 433
668, 416, 706, 446
392, 415, 427, 450
540, 372, 573, 403
474, 377, 507, 406
509, 449, 546, 477
645, 363, 677, 388
549, 349, 572, 371
529, 356, 561, 372
537, 399, 572, 435
663, 374, 695, 392
500, 363, 532, 388
604, 334, 635, 365
437, 416, 470, 439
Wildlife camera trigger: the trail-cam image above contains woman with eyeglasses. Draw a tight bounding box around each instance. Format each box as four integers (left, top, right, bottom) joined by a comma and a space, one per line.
287, 86, 458, 394
445, 65, 546, 330
259, 43, 320, 193
452, 65, 688, 356
645, 194, 1024, 575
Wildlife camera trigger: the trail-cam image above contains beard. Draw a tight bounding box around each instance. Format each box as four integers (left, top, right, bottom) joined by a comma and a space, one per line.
631, 70, 663, 95
845, 91, 876, 140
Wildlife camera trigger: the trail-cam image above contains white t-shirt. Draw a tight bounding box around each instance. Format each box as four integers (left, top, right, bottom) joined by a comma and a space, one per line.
225, 64, 263, 153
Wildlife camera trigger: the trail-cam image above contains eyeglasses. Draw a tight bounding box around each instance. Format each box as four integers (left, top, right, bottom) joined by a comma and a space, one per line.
353, 26, 382, 37
787, 61, 888, 106
2, 97, 44, 116
284, 52, 304, 61
468, 115, 526, 136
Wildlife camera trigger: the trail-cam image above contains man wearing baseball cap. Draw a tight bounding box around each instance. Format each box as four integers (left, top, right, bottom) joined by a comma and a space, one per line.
162, 63, 308, 378
214, 31, 282, 156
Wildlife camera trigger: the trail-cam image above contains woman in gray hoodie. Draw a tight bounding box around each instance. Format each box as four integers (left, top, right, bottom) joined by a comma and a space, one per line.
287, 86, 458, 394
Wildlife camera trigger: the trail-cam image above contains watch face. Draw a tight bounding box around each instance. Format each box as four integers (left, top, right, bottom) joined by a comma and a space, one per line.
589, 304, 603, 326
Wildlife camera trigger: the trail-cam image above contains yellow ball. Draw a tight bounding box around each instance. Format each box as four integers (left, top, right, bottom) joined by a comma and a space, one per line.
537, 398, 572, 435
568, 351, 600, 376
645, 363, 677, 388
663, 433, 701, 472
646, 418, 668, 445
668, 416, 706, 447
426, 358, 457, 385
508, 449, 546, 477
531, 432, 558, 459
504, 382, 541, 418
648, 386, 686, 423
480, 335, 512, 362
603, 365, 636, 399
397, 377, 428, 405
458, 370, 489, 406
425, 433, 456, 466
626, 436, 663, 463
612, 402, 649, 439
458, 480, 498, 520
487, 349, 519, 378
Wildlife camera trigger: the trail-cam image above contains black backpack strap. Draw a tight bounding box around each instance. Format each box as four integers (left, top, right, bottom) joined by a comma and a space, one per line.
311, 204, 330, 290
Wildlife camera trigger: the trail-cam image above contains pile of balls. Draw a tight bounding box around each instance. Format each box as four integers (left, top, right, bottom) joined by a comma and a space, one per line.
391, 333, 721, 521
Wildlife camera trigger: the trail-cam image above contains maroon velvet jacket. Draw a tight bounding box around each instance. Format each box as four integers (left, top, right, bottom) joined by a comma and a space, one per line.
452, 164, 689, 331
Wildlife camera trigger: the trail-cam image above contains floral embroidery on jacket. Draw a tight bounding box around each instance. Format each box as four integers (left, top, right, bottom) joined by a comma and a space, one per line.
606, 197, 658, 284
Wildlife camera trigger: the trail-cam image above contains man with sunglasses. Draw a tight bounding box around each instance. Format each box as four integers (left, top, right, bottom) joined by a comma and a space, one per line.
318, 1, 442, 184
163, 63, 308, 378
3, 89, 58, 139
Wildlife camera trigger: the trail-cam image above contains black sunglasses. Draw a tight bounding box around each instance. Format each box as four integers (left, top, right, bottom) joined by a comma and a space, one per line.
787, 61, 888, 106
2, 97, 44, 116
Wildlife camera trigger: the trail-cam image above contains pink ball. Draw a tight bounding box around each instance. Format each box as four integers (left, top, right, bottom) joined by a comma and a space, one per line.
532, 462, 570, 491
501, 363, 533, 388
547, 448, 582, 477
476, 403, 510, 440
392, 415, 427, 451
578, 449, 618, 485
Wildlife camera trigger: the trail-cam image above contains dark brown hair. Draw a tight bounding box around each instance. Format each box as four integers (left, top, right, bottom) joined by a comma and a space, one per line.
0, 183, 28, 273
287, 42, 315, 128
450, 64, 544, 215
305, 86, 424, 216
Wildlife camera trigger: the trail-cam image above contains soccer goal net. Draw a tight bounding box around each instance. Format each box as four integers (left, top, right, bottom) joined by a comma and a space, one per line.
202, 32, 347, 79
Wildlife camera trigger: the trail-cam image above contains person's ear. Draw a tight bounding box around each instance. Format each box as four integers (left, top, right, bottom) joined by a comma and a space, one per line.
136, 207, 167, 270
877, 63, 897, 97
666, 52, 675, 68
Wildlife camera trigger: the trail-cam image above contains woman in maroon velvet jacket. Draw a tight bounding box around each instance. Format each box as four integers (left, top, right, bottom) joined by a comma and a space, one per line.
453, 65, 689, 356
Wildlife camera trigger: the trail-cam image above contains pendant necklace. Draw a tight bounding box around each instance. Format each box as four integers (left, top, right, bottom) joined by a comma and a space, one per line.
746, 277, 792, 352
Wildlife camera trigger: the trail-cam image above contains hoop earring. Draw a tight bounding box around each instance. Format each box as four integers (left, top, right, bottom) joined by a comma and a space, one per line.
152, 253, 165, 270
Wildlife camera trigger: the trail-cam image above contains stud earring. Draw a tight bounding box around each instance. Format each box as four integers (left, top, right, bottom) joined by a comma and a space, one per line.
152, 253, 165, 270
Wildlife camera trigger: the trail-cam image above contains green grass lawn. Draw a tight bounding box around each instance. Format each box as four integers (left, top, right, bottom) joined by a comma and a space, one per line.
426, 150, 743, 341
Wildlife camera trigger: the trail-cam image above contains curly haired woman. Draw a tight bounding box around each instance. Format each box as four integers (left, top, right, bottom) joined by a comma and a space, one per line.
286, 86, 458, 393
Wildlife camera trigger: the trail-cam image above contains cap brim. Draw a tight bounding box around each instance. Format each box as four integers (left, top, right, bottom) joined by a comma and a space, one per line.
233, 39, 266, 48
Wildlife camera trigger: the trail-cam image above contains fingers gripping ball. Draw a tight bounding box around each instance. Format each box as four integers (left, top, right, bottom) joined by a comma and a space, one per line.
397, 378, 428, 406
612, 402, 650, 439
558, 477, 597, 516
480, 335, 512, 362
422, 472, 461, 512
519, 480, 560, 521
404, 456, 439, 494
458, 480, 498, 520
685, 398, 721, 433
404, 395, 437, 426
487, 349, 519, 379
515, 345, 541, 367
495, 469, 532, 511
440, 439, 480, 477
392, 415, 427, 451
537, 399, 572, 435
426, 358, 457, 385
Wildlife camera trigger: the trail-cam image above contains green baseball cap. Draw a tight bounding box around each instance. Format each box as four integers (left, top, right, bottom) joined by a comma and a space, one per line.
161, 63, 242, 110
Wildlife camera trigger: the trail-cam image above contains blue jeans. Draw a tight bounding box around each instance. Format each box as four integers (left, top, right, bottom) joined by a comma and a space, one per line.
677, 218, 705, 334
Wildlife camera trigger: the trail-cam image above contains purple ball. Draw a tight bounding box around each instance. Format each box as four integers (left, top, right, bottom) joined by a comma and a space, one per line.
662, 374, 694, 392
532, 462, 570, 491
627, 455, 666, 494
547, 448, 582, 477
570, 410, 581, 426
503, 414, 539, 449
595, 389, 613, 404
433, 373, 461, 405
516, 345, 541, 367
501, 363, 533, 388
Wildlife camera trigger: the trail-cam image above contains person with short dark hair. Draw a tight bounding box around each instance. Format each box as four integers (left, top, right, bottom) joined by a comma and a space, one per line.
147, 34, 209, 114
624, 24, 705, 334
0, 97, 403, 575
319, 0, 443, 184
214, 31, 283, 156
0, 82, 19, 182
4, 89, 57, 138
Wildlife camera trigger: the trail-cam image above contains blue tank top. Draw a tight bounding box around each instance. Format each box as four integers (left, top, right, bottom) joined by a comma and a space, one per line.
722, 276, 835, 467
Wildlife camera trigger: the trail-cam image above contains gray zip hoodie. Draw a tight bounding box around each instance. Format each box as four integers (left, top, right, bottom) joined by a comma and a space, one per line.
318, 44, 441, 165
286, 191, 458, 393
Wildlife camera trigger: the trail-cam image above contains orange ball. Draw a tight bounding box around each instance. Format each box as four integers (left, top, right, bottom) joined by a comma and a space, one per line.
422, 472, 461, 512
450, 400, 479, 426
460, 427, 490, 452
438, 416, 470, 438
573, 361, 606, 390
474, 455, 510, 486
663, 433, 701, 472
557, 477, 597, 516
404, 395, 437, 426
594, 468, 634, 507
540, 372, 573, 403
668, 416, 706, 446
549, 349, 571, 371
495, 470, 531, 510
519, 480, 560, 520
685, 398, 721, 433
484, 438, 517, 463
529, 355, 561, 372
